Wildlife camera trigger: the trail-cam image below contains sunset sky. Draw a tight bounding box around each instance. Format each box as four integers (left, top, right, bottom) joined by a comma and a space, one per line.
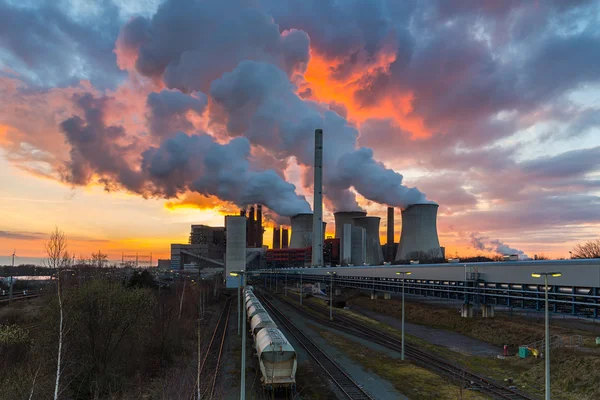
1, 0, 600, 263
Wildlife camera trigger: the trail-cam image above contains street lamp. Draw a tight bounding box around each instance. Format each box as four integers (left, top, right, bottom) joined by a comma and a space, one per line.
285, 271, 288, 297
326, 271, 336, 321
396, 271, 412, 360
531, 271, 561, 400
299, 271, 303, 306
230, 271, 246, 400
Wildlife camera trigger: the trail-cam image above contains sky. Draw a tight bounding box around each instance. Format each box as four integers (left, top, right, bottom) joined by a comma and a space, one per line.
1, 0, 600, 263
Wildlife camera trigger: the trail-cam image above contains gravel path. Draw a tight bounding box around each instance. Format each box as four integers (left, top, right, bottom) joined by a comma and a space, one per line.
351, 305, 502, 357
271, 295, 408, 400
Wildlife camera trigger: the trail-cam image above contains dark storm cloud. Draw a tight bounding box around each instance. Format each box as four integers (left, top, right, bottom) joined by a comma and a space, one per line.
520, 147, 600, 180
0, 1, 124, 89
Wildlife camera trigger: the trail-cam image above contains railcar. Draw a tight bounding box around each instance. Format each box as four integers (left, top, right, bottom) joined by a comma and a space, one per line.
255, 327, 297, 391
250, 312, 277, 337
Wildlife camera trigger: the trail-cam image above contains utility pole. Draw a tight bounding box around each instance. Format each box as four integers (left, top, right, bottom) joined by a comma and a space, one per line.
9, 250, 15, 303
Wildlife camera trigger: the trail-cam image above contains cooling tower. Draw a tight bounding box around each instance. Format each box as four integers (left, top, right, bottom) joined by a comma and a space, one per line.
334, 211, 367, 239
290, 213, 313, 248
386, 207, 394, 262
395, 204, 442, 261
353, 217, 384, 265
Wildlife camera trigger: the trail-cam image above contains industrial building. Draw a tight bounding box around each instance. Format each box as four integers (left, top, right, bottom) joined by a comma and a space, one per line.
272, 227, 289, 249
170, 225, 227, 269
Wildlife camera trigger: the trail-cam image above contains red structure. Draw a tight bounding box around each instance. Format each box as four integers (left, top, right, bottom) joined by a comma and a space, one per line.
265, 247, 311, 268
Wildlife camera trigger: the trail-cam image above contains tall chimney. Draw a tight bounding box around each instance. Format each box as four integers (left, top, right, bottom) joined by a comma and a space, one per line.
387, 206, 394, 262
281, 228, 289, 248
247, 206, 255, 247
312, 129, 324, 266
256, 204, 263, 247
273, 227, 281, 249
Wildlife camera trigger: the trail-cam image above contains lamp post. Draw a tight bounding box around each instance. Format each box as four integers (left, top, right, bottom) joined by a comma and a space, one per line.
327, 271, 336, 321
299, 272, 303, 306
532, 271, 562, 400
396, 271, 412, 360
285, 271, 288, 297
230, 271, 246, 400
9, 250, 16, 304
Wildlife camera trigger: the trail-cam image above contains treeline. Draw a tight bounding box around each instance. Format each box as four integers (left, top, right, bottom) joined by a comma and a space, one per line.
0, 273, 216, 399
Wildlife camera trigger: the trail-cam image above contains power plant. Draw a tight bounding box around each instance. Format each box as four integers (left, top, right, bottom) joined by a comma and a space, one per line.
169, 127, 443, 271
395, 203, 442, 261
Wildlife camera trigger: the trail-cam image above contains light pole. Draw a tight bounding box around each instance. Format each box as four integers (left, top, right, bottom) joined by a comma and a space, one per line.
299, 272, 303, 306
230, 271, 246, 400
327, 271, 336, 321
396, 271, 412, 361
285, 271, 288, 297
532, 271, 561, 400
9, 250, 15, 304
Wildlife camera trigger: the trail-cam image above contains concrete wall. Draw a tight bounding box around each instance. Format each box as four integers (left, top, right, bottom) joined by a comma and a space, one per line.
341, 224, 352, 265
350, 225, 366, 265
225, 216, 246, 289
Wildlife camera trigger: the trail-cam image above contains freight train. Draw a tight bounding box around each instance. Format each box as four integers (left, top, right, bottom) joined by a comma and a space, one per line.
244, 287, 297, 392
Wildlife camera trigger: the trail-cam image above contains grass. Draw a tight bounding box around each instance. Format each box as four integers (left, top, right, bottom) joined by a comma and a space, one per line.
315, 327, 489, 400
279, 292, 600, 399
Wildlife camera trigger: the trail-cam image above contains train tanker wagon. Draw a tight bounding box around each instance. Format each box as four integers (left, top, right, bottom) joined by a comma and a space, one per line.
250, 312, 278, 338
255, 327, 297, 392
247, 302, 267, 321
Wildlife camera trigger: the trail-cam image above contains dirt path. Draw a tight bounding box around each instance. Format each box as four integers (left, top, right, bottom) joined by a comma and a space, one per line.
351, 305, 502, 357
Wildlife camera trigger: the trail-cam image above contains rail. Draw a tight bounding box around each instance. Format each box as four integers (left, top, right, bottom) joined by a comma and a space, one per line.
272, 290, 540, 400
192, 296, 232, 400
256, 292, 374, 400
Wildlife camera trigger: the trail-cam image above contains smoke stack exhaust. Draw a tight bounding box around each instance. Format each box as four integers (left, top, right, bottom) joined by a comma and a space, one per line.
387, 206, 394, 262
312, 129, 324, 266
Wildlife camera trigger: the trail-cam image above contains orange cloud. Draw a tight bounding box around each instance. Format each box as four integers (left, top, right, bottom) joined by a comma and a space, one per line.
164, 192, 239, 214
303, 51, 430, 138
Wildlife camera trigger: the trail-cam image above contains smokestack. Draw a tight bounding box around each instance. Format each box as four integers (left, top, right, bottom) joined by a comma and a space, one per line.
312, 129, 324, 267
273, 227, 281, 249
396, 204, 442, 261
256, 204, 263, 247
281, 228, 289, 248
387, 207, 394, 262
353, 216, 384, 265
247, 206, 255, 247
290, 213, 313, 248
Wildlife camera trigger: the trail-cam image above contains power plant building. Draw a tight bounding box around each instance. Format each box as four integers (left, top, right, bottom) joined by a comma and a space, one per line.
225, 215, 246, 288
395, 203, 443, 261
281, 228, 289, 248
273, 227, 281, 249
353, 216, 384, 265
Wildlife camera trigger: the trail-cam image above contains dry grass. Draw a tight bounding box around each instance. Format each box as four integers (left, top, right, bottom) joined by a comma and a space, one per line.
317, 328, 489, 400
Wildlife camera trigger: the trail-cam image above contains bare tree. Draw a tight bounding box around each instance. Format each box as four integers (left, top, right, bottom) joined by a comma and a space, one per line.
572, 239, 600, 259
45, 227, 70, 400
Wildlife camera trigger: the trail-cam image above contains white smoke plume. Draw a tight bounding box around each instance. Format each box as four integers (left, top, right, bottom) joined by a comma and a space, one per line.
58, 0, 431, 217
469, 232, 529, 259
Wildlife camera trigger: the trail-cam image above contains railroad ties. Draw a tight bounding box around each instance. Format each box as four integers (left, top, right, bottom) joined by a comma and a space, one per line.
276, 291, 538, 400
257, 292, 374, 400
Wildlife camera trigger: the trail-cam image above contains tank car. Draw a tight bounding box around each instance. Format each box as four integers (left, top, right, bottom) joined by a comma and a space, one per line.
250, 312, 277, 337
255, 327, 297, 391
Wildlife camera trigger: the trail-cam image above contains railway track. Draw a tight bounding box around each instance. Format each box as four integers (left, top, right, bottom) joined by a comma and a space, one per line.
193, 296, 232, 400
0, 293, 42, 303
270, 290, 539, 400
257, 293, 374, 400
